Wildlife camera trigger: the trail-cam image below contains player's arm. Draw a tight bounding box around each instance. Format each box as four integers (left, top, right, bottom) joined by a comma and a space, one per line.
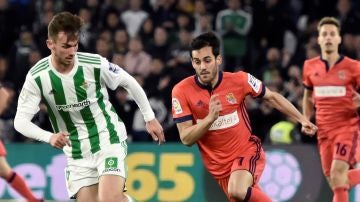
14, 75, 54, 142
302, 89, 314, 120
176, 94, 221, 146
14, 75, 71, 148
262, 87, 317, 136
101, 60, 165, 144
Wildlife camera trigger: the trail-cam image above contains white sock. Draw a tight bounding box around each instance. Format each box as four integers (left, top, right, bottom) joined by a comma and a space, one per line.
125, 194, 135, 202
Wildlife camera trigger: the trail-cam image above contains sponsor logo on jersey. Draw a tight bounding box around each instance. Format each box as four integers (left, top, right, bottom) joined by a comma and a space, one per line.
226, 93, 237, 104
247, 74, 261, 93
314, 86, 346, 97
197, 110, 239, 130
103, 157, 121, 173
109, 63, 120, 74
172, 98, 183, 114
56, 99, 91, 111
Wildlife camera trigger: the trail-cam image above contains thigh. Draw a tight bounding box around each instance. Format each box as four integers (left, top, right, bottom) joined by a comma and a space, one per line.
318, 137, 333, 177
96, 141, 128, 178
76, 184, 98, 202
65, 158, 99, 199
230, 138, 265, 185
333, 130, 359, 166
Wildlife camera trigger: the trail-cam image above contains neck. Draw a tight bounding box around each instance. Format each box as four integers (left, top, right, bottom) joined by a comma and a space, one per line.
322, 51, 340, 66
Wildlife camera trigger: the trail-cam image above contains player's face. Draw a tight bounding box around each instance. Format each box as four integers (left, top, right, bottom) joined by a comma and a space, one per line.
191, 46, 222, 86
318, 24, 341, 54
47, 31, 79, 68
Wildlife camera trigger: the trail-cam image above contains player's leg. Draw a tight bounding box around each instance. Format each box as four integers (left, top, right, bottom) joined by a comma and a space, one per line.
0, 141, 41, 202
228, 169, 271, 202
76, 184, 98, 202
347, 130, 360, 187
97, 141, 133, 202
330, 160, 350, 202
227, 137, 271, 202
99, 175, 128, 202
65, 157, 99, 202
318, 137, 333, 187
330, 133, 357, 202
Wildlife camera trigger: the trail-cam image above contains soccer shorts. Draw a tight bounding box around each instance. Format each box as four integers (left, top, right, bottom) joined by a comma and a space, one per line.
64, 141, 128, 198
318, 129, 359, 177
216, 136, 265, 200
0, 140, 7, 156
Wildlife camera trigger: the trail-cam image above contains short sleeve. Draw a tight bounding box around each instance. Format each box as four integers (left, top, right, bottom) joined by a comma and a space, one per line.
171, 84, 193, 123
241, 72, 266, 98
100, 57, 127, 90
302, 60, 313, 89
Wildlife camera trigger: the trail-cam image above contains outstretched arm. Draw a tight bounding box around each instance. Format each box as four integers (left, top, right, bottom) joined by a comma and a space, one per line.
263, 87, 317, 136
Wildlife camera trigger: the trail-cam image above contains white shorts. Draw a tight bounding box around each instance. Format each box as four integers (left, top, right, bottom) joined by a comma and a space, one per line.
64, 141, 128, 198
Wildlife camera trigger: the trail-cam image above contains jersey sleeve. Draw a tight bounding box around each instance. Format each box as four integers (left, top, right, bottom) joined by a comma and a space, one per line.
302, 60, 313, 89
100, 57, 125, 90
240, 72, 266, 98
100, 56, 155, 121
171, 84, 193, 123
16, 73, 41, 115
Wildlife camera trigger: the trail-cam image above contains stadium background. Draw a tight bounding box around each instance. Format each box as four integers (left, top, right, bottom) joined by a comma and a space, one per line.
0, 0, 359, 201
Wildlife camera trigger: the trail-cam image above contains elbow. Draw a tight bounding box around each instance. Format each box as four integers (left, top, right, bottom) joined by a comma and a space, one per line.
14, 115, 27, 135
180, 137, 195, 147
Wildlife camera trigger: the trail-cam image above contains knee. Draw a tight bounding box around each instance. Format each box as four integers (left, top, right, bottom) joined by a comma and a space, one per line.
330, 167, 348, 187
228, 186, 249, 201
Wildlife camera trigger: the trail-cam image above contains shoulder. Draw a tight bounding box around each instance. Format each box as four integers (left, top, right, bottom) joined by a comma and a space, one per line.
304, 56, 321, 66
29, 56, 51, 77
173, 76, 195, 93
342, 56, 360, 66
77, 52, 103, 67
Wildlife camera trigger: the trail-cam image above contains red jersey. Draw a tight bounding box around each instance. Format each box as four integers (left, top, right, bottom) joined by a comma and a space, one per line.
172, 71, 265, 178
303, 56, 360, 138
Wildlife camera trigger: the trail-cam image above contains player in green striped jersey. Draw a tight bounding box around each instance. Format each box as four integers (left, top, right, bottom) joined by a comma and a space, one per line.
14, 12, 164, 202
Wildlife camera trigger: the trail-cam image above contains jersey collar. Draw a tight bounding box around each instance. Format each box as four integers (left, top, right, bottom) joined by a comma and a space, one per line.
320, 54, 344, 71
194, 71, 223, 92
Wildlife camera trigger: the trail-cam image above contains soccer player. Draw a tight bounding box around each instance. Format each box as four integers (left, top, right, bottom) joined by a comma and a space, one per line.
0, 86, 42, 202
171, 32, 317, 202
14, 12, 165, 202
302, 17, 360, 202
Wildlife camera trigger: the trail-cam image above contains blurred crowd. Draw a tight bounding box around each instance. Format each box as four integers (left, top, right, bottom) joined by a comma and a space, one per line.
0, 0, 359, 144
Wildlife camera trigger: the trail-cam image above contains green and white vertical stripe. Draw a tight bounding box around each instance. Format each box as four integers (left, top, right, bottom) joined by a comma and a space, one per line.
30, 53, 126, 159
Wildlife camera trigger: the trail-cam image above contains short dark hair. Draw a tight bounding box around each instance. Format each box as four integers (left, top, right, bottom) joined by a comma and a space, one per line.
48, 11, 83, 41
317, 17, 341, 33
189, 32, 220, 58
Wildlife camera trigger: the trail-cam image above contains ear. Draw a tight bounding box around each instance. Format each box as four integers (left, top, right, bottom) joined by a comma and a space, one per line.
216, 55, 222, 65
46, 39, 53, 50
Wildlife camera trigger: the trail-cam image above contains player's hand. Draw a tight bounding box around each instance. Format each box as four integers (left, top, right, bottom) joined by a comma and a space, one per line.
208, 94, 222, 122
50, 131, 71, 149
301, 121, 317, 136
146, 118, 165, 145
352, 89, 360, 108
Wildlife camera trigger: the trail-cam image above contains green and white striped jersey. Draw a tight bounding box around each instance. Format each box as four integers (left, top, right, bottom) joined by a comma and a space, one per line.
16, 52, 154, 159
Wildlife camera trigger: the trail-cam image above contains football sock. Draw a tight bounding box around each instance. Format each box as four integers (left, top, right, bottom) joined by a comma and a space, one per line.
6, 171, 38, 201
243, 187, 271, 202
333, 186, 348, 202
348, 169, 360, 187
125, 194, 136, 202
